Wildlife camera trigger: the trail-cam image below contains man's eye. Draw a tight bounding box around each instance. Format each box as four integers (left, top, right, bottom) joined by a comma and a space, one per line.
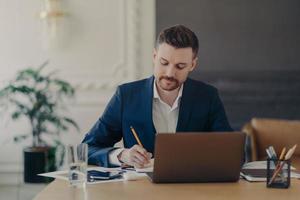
161, 62, 168, 66
177, 64, 186, 69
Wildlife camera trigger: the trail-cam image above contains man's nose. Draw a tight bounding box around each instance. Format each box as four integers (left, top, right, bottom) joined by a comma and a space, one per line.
165, 66, 176, 77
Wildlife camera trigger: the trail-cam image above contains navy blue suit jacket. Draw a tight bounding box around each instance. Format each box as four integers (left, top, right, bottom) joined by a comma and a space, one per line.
82, 76, 232, 167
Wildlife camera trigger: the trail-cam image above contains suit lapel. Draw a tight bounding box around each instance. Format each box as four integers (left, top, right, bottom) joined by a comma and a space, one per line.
145, 76, 156, 133
142, 76, 156, 152
176, 78, 193, 132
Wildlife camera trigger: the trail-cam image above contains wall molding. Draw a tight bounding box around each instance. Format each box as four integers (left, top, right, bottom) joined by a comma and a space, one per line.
0, 162, 23, 185
70, 0, 143, 92
0, 1, 155, 183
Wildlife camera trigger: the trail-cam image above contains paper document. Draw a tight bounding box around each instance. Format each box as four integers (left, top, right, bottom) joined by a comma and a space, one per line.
135, 159, 154, 172
241, 161, 300, 182
242, 161, 296, 170
39, 167, 125, 184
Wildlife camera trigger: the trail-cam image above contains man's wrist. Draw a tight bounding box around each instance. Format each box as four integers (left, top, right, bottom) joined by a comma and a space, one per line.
108, 148, 124, 166
117, 149, 125, 163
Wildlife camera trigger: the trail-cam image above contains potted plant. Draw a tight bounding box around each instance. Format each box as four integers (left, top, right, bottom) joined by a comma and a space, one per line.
0, 61, 79, 183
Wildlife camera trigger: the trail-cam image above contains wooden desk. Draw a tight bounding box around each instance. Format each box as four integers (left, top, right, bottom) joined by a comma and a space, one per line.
34, 178, 300, 200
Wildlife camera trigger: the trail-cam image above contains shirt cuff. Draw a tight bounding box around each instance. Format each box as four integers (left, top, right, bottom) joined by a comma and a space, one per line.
108, 148, 124, 166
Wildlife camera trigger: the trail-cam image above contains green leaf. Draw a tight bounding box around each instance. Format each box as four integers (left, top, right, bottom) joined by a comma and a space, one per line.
11, 111, 22, 120
53, 79, 75, 97
15, 68, 36, 82
36, 60, 49, 73
13, 134, 29, 143
63, 117, 80, 132
0, 86, 12, 98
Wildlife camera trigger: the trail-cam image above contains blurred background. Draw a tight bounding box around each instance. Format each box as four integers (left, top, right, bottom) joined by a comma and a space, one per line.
0, 0, 299, 199
157, 0, 300, 129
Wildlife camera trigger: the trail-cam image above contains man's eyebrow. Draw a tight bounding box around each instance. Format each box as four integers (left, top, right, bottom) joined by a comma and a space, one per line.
160, 57, 169, 62
177, 62, 187, 65
160, 57, 188, 65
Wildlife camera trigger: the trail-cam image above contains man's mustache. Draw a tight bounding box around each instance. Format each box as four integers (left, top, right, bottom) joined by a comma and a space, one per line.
159, 76, 178, 83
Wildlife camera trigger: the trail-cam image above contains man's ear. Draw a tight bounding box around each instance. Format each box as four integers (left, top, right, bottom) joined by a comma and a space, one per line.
190, 57, 198, 71
153, 48, 157, 63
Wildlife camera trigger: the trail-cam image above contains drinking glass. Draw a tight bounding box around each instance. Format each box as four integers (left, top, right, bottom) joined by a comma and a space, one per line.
67, 143, 88, 187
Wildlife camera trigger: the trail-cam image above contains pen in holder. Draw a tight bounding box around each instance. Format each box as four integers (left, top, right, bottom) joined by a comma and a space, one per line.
267, 158, 291, 189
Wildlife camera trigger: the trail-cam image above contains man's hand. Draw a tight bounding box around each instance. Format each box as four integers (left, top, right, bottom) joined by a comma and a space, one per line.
118, 145, 152, 168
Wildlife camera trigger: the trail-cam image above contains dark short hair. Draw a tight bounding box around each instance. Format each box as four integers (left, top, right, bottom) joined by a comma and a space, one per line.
156, 25, 199, 58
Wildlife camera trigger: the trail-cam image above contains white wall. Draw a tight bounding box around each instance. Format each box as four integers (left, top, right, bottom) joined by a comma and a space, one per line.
0, 0, 155, 184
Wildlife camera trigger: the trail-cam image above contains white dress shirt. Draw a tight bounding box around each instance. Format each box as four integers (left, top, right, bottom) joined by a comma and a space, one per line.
152, 81, 183, 133
108, 81, 183, 166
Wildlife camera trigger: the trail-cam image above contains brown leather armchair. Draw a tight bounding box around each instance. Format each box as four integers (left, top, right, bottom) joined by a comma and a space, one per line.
242, 118, 300, 169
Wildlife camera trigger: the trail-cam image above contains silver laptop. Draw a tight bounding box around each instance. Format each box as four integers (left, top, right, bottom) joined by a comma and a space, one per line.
147, 132, 245, 183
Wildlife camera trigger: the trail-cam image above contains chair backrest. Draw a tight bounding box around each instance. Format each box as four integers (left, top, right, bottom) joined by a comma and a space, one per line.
242, 118, 300, 169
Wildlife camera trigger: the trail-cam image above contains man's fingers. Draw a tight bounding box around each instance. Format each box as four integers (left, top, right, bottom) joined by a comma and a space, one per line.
123, 145, 152, 167
134, 145, 150, 161
133, 151, 148, 164
133, 145, 147, 155
131, 157, 144, 168
147, 152, 152, 159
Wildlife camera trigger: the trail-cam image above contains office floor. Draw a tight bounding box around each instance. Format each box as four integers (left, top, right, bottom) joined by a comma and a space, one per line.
0, 184, 46, 200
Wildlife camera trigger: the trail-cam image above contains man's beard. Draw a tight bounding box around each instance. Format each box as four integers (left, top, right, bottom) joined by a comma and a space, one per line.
158, 76, 180, 91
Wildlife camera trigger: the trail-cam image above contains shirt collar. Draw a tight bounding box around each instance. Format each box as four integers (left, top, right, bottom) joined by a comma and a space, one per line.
153, 79, 183, 110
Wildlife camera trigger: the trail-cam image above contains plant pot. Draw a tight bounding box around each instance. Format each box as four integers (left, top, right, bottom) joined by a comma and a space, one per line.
23, 146, 56, 183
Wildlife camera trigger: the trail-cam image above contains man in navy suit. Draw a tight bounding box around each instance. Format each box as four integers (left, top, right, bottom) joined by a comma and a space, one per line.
82, 25, 232, 168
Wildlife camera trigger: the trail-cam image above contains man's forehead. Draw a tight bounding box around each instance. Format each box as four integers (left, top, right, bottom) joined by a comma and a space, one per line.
156, 43, 194, 62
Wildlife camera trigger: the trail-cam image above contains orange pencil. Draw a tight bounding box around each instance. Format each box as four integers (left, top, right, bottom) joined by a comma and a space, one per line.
130, 126, 144, 148
279, 147, 287, 160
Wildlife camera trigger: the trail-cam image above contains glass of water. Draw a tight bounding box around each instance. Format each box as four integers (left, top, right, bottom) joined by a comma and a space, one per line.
67, 143, 88, 187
